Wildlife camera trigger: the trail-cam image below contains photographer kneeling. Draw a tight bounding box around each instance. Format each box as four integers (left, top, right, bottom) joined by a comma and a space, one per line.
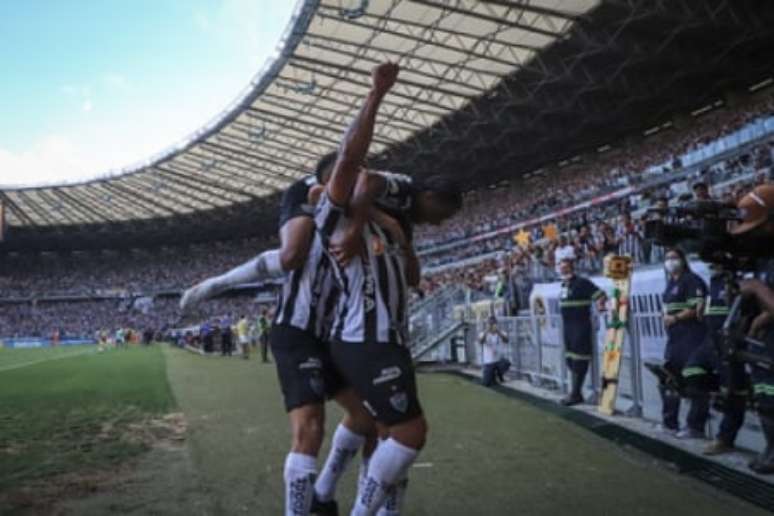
480, 316, 510, 387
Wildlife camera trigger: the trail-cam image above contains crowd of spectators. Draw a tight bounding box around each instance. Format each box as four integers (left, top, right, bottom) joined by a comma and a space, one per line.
2, 89, 774, 338
0, 235, 278, 299
0, 294, 265, 340
414, 91, 774, 252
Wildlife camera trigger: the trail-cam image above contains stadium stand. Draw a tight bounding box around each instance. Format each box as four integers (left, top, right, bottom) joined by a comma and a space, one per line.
6, 2, 774, 509
1, 92, 773, 342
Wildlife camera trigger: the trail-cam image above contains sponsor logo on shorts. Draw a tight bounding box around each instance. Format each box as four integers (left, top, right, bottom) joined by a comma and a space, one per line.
298, 357, 322, 370
362, 400, 377, 416
372, 366, 402, 385
389, 391, 408, 413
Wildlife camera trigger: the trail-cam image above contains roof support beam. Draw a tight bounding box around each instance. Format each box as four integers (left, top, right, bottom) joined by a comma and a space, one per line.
156, 165, 257, 200
408, 0, 562, 39
14, 191, 60, 226
477, 0, 580, 22
0, 192, 36, 226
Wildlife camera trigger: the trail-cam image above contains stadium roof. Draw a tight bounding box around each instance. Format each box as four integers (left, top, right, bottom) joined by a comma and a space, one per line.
3, 0, 774, 251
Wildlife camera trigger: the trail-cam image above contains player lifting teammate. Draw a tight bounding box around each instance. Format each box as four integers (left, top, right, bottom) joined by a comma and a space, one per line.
180, 62, 461, 515
314, 62, 460, 515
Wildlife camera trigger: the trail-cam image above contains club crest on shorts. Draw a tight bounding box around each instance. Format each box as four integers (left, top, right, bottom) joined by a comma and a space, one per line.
389, 391, 408, 413
309, 373, 324, 397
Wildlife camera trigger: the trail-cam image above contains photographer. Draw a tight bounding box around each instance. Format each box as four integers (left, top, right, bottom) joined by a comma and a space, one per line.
731, 185, 774, 473
682, 266, 748, 455
479, 316, 509, 387
660, 248, 709, 438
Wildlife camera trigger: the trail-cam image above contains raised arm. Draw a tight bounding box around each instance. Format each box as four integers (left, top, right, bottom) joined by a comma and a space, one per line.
330, 172, 388, 265
326, 62, 398, 206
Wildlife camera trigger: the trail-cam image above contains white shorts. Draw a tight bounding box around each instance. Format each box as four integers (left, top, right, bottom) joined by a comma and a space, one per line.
239, 336, 249, 345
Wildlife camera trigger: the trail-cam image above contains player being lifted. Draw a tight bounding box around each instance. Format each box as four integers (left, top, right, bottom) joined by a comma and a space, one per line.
180, 62, 461, 515
314, 62, 461, 515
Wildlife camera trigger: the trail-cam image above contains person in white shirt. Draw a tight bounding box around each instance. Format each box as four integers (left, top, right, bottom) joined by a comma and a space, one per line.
554, 234, 576, 275
479, 316, 509, 387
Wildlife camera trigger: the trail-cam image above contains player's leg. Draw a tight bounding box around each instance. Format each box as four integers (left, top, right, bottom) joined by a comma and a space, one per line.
272, 325, 330, 514
241, 336, 250, 359
313, 387, 377, 508
180, 249, 283, 312
332, 341, 426, 516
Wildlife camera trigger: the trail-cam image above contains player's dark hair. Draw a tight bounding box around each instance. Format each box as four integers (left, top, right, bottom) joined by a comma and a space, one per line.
315, 152, 338, 183
415, 175, 463, 212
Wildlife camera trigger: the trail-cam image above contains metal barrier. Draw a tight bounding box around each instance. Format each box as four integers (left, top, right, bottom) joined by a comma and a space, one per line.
456, 312, 651, 415
412, 297, 765, 453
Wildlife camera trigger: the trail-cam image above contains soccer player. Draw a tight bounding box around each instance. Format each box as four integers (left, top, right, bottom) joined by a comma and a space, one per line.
180, 63, 461, 514
314, 62, 462, 516
237, 314, 250, 359
182, 154, 378, 516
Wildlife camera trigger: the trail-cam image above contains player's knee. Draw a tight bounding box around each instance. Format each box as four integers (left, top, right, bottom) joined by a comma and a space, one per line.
279, 246, 304, 271
342, 408, 375, 436
390, 415, 428, 450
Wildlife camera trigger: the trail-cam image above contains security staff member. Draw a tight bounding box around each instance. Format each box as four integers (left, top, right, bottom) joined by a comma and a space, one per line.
682, 268, 748, 455
661, 248, 709, 437
558, 259, 606, 406
734, 185, 774, 474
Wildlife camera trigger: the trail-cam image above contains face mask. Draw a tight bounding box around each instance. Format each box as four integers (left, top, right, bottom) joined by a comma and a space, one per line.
561, 273, 573, 281
664, 259, 682, 274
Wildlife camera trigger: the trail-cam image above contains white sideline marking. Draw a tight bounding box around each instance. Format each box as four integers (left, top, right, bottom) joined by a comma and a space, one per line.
412, 462, 434, 468
0, 348, 96, 372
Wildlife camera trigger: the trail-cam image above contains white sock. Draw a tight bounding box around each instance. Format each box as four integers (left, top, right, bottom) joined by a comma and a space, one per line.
314, 424, 365, 502
351, 439, 418, 516
358, 457, 370, 493
376, 473, 408, 516
259, 248, 283, 276
217, 249, 282, 289
284, 452, 316, 516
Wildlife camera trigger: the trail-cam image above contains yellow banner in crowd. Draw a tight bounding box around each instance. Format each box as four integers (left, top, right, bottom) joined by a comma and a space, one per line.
543, 223, 558, 241
514, 229, 530, 248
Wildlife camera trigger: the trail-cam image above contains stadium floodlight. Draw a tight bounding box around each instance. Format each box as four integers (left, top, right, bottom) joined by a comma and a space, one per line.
340, 0, 368, 20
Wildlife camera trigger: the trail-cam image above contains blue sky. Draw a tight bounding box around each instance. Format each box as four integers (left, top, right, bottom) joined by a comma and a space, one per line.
0, 0, 297, 187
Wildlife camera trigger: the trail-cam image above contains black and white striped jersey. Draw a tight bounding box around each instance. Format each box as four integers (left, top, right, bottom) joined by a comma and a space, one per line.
315, 192, 410, 346
274, 176, 339, 338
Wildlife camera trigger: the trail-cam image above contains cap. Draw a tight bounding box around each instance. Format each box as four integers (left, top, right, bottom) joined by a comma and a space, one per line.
730, 184, 774, 235
692, 181, 708, 190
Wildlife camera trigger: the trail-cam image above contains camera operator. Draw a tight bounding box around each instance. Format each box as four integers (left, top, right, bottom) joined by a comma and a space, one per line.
558, 258, 606, 406
660, 248, 710, 438
681, 265, 748, 455
731, 185, 774, 474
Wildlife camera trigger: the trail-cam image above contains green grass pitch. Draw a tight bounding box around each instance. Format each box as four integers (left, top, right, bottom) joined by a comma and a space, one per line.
0, 344, 767, 515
